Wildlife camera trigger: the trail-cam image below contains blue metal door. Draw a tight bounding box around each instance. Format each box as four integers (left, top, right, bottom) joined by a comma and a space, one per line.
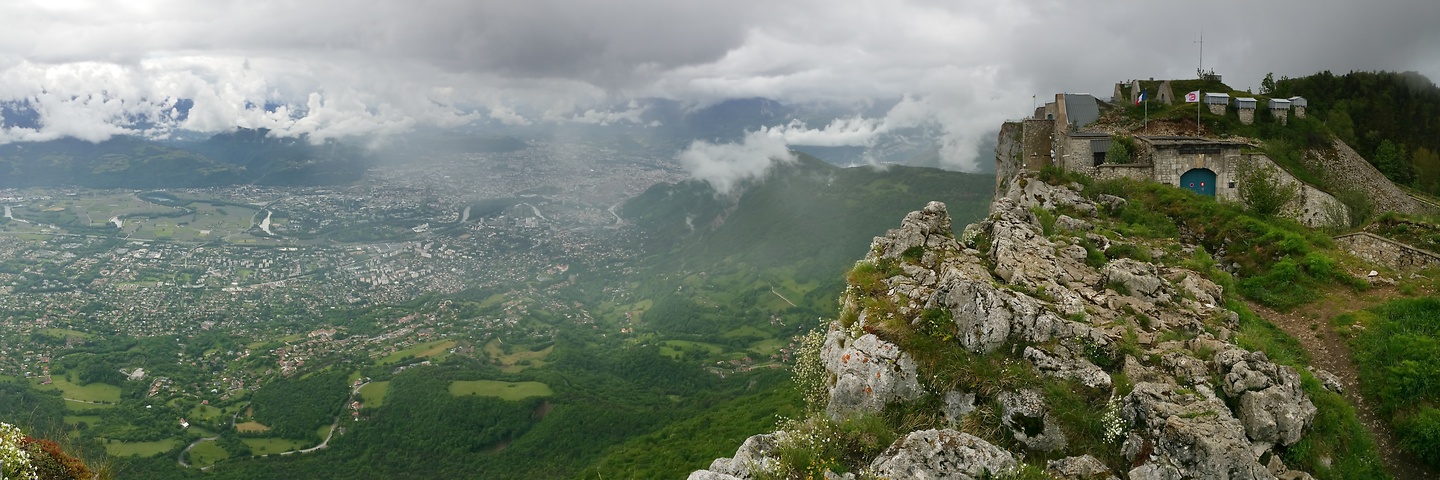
1180, 168, 1216, 196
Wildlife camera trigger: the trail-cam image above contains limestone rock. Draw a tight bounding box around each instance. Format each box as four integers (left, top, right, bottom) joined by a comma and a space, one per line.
822, 331, 921, 418
1307, 367, 1344, 394
871, 201, 953, 268
1055, 214, 1092, 232
1174, 270, 1223, 308
1159, 352, 1208, 385
1121, 382, 1275, 480
1095, 194, 1127, 211
690, 432, 785, 479
999, 389, 1067, 451
1047, 454, 1118, 479
1102, 258, 1171, 303
1216, 350, 1317, 446
1024, 344, 1112, 389
868, 429, 1016, 480
942, 390, 977, 426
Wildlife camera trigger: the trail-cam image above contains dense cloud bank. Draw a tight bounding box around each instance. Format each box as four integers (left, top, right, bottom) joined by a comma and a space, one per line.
0, 0, 1435, 169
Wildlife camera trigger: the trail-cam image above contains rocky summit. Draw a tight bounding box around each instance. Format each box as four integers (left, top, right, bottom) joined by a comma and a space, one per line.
691, 172, 1330, 480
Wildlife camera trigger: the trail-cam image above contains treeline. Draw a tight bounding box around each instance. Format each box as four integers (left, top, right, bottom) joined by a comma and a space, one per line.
0, 381, 67, 438
1272, 70, 1440, 193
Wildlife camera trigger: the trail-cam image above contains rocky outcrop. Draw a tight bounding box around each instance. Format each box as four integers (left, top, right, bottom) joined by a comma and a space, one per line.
1121, 382, 1274, 480
1103, 259, 1172, 303
822, 331, 921, 418
1024, 344, 1111, 389
696, 171, 1327, 480
1216, 349, 1317, 447
690, 433, 785, 480
1048, 454, 1118, 479
867, 429, 1016, 480
999, 389, 1067, 451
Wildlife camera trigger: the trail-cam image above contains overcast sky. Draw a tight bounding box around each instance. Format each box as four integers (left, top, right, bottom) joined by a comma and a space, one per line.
1, 0, 1436, 169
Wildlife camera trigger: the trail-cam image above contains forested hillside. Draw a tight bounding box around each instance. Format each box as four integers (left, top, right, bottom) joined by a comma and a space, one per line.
1272, 71, 1440, 193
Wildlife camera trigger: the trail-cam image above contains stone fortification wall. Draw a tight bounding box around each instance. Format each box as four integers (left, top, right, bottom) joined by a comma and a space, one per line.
1269, 161, 1347, 228
1304, 139, 1431, 215
1238, 108, 1255, 125
1058, 136, 1096, 176
1095, 164, 1154, 182
1208, 104, 1227, 115
1271, 109, 1289, 125
1022, 119, 1055, 170
1334, 232, 1440, 271
1149, 147, 1243, 202
995, 122, 1024, 202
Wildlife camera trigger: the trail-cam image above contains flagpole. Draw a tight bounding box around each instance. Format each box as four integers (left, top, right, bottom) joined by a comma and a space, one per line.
1197, 90, 1202, 137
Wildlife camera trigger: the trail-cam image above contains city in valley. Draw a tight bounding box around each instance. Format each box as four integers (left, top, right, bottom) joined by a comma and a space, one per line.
0, 139, 800, 461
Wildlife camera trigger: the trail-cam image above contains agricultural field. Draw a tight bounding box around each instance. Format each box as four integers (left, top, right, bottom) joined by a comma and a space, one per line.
105, 438, 180, 457
189, 403, 238, 423
358, 381, 390, 408
34, 377, 121, 403
186, 439, 230, 467
242, 437, 312, 455
63, 399, 113, 412
235, 421, 271, 433
63, 414, 102, 428
377, 339, 456, 365
448, 380, 553, 401
483, 339, 553, 373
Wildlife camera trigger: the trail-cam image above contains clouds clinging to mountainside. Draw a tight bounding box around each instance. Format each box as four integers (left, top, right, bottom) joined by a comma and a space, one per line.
0, 0, 1436, 169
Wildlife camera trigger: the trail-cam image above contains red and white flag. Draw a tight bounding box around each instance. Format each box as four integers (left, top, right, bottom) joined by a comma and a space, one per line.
1185, 91, 1201, 103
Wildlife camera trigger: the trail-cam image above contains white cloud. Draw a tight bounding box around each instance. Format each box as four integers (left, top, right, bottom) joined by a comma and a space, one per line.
678, 130, 795, 196
566, 101, 648, 125
487, 105, 531, 126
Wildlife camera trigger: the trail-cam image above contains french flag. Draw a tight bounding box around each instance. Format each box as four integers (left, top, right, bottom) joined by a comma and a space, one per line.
1136, 90, 1147, 105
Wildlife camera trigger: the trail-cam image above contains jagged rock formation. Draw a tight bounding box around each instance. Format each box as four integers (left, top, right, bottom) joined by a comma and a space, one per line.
868, 429, 1017, 479
691, 173, 1323, 480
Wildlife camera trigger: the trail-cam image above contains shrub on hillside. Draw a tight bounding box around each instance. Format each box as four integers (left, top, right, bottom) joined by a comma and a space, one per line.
1236, 158, 1300, 218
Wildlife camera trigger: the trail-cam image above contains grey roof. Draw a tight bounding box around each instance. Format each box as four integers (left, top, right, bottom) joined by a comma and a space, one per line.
1137, 136, 1250, 147
1063, 93, 1100, 128
1204, 92, 1230, 104
1234, 97, 1258, 108
1268, 98, 1292, 109
1287, 96, 1308, 107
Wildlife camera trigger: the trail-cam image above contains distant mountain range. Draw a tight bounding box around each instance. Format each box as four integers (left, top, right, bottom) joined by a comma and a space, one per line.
0, 128, 371, 189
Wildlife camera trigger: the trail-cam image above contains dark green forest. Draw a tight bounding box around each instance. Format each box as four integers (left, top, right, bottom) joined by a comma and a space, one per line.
1272, 70, 1440, 192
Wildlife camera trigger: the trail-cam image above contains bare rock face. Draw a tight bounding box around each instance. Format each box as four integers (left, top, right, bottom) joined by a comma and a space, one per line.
1215, 349, 1317, 446
1024, 344, 1112, 389
699, 172, 1327, 480
1121, 383, 1276, 480
822, 330, 921, 418
867, 429, 1017, 480
987, 197, 1088, 315
1047, 454, 1119, 479
1103, 258, 1171, 303
870, 201, 954, 267
689, 432, 786, 480
999, 389, 1067, 451
1055, 214, 1093, 232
